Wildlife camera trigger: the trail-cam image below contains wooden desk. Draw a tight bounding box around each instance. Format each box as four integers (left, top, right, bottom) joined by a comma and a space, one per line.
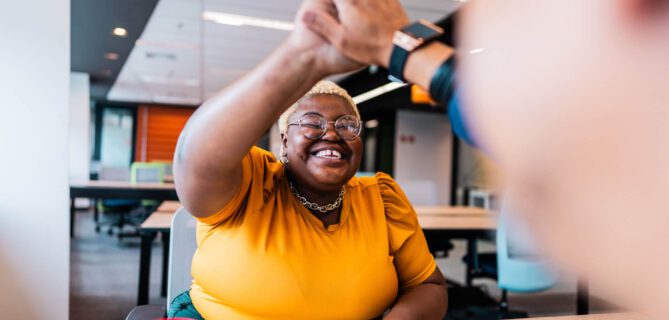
416, 206, 496, 236
69, 180, 178, 237
530, 314, 641, 320
156, 201, 181, 213
138, 211, 176, 306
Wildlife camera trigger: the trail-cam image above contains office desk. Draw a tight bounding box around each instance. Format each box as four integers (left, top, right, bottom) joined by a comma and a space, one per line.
138, 211, 175, 305
69, 180, 178, 237
530, 314, 641, 320
156, 200, 181, 212
415, 206, 590, 315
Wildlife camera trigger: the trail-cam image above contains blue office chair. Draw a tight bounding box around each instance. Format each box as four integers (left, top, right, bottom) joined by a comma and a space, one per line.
464, 196, 559, 318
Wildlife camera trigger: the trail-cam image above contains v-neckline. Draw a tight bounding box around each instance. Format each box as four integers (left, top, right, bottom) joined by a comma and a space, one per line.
286, 179, 352, 233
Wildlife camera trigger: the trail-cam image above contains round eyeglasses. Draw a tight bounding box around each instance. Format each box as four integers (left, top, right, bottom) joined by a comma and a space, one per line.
287, 114, 362, 141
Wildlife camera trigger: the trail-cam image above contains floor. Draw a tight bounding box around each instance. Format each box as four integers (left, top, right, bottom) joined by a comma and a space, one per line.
70, 209, 619, 320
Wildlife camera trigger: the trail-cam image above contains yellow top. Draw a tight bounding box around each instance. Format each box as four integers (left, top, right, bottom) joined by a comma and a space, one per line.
190, 147, 436, 319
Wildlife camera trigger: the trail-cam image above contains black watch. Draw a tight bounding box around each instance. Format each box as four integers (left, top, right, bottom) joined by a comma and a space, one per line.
388, 19, 444, 83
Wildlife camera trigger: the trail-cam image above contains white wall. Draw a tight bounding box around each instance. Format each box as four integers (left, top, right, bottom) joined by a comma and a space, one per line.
70, 73, 91, 207
0, 0, 70, 318
394, 110, 453, 205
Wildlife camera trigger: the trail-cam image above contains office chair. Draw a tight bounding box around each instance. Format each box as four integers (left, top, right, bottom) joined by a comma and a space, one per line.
126, 208, 197, 320
96, 166, 142, 236
463, 199, 559, 319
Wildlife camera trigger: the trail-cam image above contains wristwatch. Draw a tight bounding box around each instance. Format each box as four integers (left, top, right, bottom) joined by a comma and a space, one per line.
388, 19, 444, 83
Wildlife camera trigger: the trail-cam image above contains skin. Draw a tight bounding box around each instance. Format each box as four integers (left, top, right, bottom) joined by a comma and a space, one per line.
281, 95, 363, 227
306, 0, 669, 316
173, 0, 448, 317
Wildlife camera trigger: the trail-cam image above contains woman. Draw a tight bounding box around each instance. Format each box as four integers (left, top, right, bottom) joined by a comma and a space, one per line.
172, 3, 447, 318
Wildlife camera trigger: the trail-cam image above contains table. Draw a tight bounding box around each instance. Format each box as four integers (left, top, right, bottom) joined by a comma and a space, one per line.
69, 180, 178, 237
530, 314, 641, 320
414, 206, 590, 315
156, 200, 181, 212
138, 211, 175, 305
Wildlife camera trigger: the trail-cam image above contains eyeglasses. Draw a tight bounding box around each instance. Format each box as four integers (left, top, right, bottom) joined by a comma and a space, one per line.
287, 114, 362, 141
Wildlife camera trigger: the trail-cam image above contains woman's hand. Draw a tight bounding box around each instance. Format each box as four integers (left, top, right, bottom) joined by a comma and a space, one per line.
301, 0, 410, 68
289, 0, 364, 76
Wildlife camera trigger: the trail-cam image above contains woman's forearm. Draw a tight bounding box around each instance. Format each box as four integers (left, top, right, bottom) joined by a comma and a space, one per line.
386, 282, 448, 320
174, 41, 325, 216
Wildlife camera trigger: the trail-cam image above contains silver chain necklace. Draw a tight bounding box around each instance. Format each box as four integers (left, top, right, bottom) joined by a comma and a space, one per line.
289, 182, 346, 213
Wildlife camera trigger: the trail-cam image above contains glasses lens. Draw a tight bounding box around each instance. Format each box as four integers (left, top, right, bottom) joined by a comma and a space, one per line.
335, 115, 361, 140
299, 115, 325, 139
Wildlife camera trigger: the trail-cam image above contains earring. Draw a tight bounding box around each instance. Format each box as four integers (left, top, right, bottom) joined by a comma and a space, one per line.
280, 154, 289, 165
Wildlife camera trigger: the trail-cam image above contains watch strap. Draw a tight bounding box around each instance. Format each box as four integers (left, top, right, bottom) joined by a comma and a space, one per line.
388, 45, 410, 83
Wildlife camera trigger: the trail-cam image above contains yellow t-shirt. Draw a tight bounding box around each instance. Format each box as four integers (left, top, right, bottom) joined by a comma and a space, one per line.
190, 147, 436, 319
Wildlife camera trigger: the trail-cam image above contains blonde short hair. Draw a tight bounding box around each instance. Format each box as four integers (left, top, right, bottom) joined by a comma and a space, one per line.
278, 80, 360, 134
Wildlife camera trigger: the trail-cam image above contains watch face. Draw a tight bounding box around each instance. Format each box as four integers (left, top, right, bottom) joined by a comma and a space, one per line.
402, 20, 443, 40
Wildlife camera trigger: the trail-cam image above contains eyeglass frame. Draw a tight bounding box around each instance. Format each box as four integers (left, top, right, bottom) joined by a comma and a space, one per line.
286, 114, 363, 141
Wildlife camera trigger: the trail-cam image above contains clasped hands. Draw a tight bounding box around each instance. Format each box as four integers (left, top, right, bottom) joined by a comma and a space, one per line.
287, 0, 410, 77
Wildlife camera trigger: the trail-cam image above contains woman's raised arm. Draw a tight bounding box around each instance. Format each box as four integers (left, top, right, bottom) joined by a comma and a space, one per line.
173, 1, 361, 218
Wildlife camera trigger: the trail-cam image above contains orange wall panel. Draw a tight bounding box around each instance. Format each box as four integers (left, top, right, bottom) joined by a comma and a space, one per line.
135, 105, 196, 162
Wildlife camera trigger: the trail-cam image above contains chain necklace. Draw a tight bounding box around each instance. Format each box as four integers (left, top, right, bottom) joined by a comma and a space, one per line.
289, 182, 346, 213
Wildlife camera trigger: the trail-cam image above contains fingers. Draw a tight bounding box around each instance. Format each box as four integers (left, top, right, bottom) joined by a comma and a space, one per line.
302, 8, 345, 48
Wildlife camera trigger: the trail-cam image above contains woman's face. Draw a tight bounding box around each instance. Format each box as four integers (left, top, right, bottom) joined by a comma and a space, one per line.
283, 94, 363, 192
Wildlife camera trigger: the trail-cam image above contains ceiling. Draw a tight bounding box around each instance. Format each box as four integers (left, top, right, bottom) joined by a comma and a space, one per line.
72, 0, 462, 104
71, 0, 160, 100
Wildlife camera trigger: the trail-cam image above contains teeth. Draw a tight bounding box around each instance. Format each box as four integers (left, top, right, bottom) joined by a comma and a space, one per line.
315, 149, 342, 160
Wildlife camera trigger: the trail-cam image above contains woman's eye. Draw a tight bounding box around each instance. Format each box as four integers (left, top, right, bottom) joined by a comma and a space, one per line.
303, 123, 321, 129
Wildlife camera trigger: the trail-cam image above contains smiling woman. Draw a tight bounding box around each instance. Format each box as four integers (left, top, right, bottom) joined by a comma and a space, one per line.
171, 2, 447, 318
174, 81, 447, 319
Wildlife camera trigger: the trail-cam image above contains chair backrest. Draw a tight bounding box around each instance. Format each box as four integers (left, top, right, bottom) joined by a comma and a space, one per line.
130, 162, 164, 183
166, 208, 197, 306
395, 179, 439, 206
496, 197, 559, 293
151, 161, 173, 176
99, 166, 131, 181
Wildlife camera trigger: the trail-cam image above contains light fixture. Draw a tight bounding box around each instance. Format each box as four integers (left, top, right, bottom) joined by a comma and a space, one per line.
153, 95, 201, 105
100, 69, 112, 77
352, 82, 407, 104
141, 75, 200, 87
112, 27, 128, 37
365, 119, 379, 129
202, 11, 294, 31
105, 52, 119, 60
469, 48, 484, 54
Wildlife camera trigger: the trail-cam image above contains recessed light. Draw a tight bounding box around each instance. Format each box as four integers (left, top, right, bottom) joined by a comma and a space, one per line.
469, 48, 484, 54
352, 82, 406, 104
100, 69, 113, 77
202, 11, 294, 31
105, 52, 119, 60
112, 27, 128, 37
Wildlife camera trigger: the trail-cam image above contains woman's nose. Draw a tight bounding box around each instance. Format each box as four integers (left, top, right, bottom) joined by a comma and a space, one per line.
321, 122, 341, 141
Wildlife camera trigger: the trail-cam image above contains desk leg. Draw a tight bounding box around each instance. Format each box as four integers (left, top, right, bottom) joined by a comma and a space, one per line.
70, 197, 75, 238
577, 277, 589, 315
465, 238, 478, 287
138, 231, 156, 305
160, 231, 170, 298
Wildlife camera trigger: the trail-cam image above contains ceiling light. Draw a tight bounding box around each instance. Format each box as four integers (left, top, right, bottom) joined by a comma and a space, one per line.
469, 48, 484, 54
141, 75, 200, 86
112, 27, 128, 37
100, 69, 113, 77
352, 82, 407, 104
153, 95, 201, 105
202, 11, 294, 31
105, 52, 119, 60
